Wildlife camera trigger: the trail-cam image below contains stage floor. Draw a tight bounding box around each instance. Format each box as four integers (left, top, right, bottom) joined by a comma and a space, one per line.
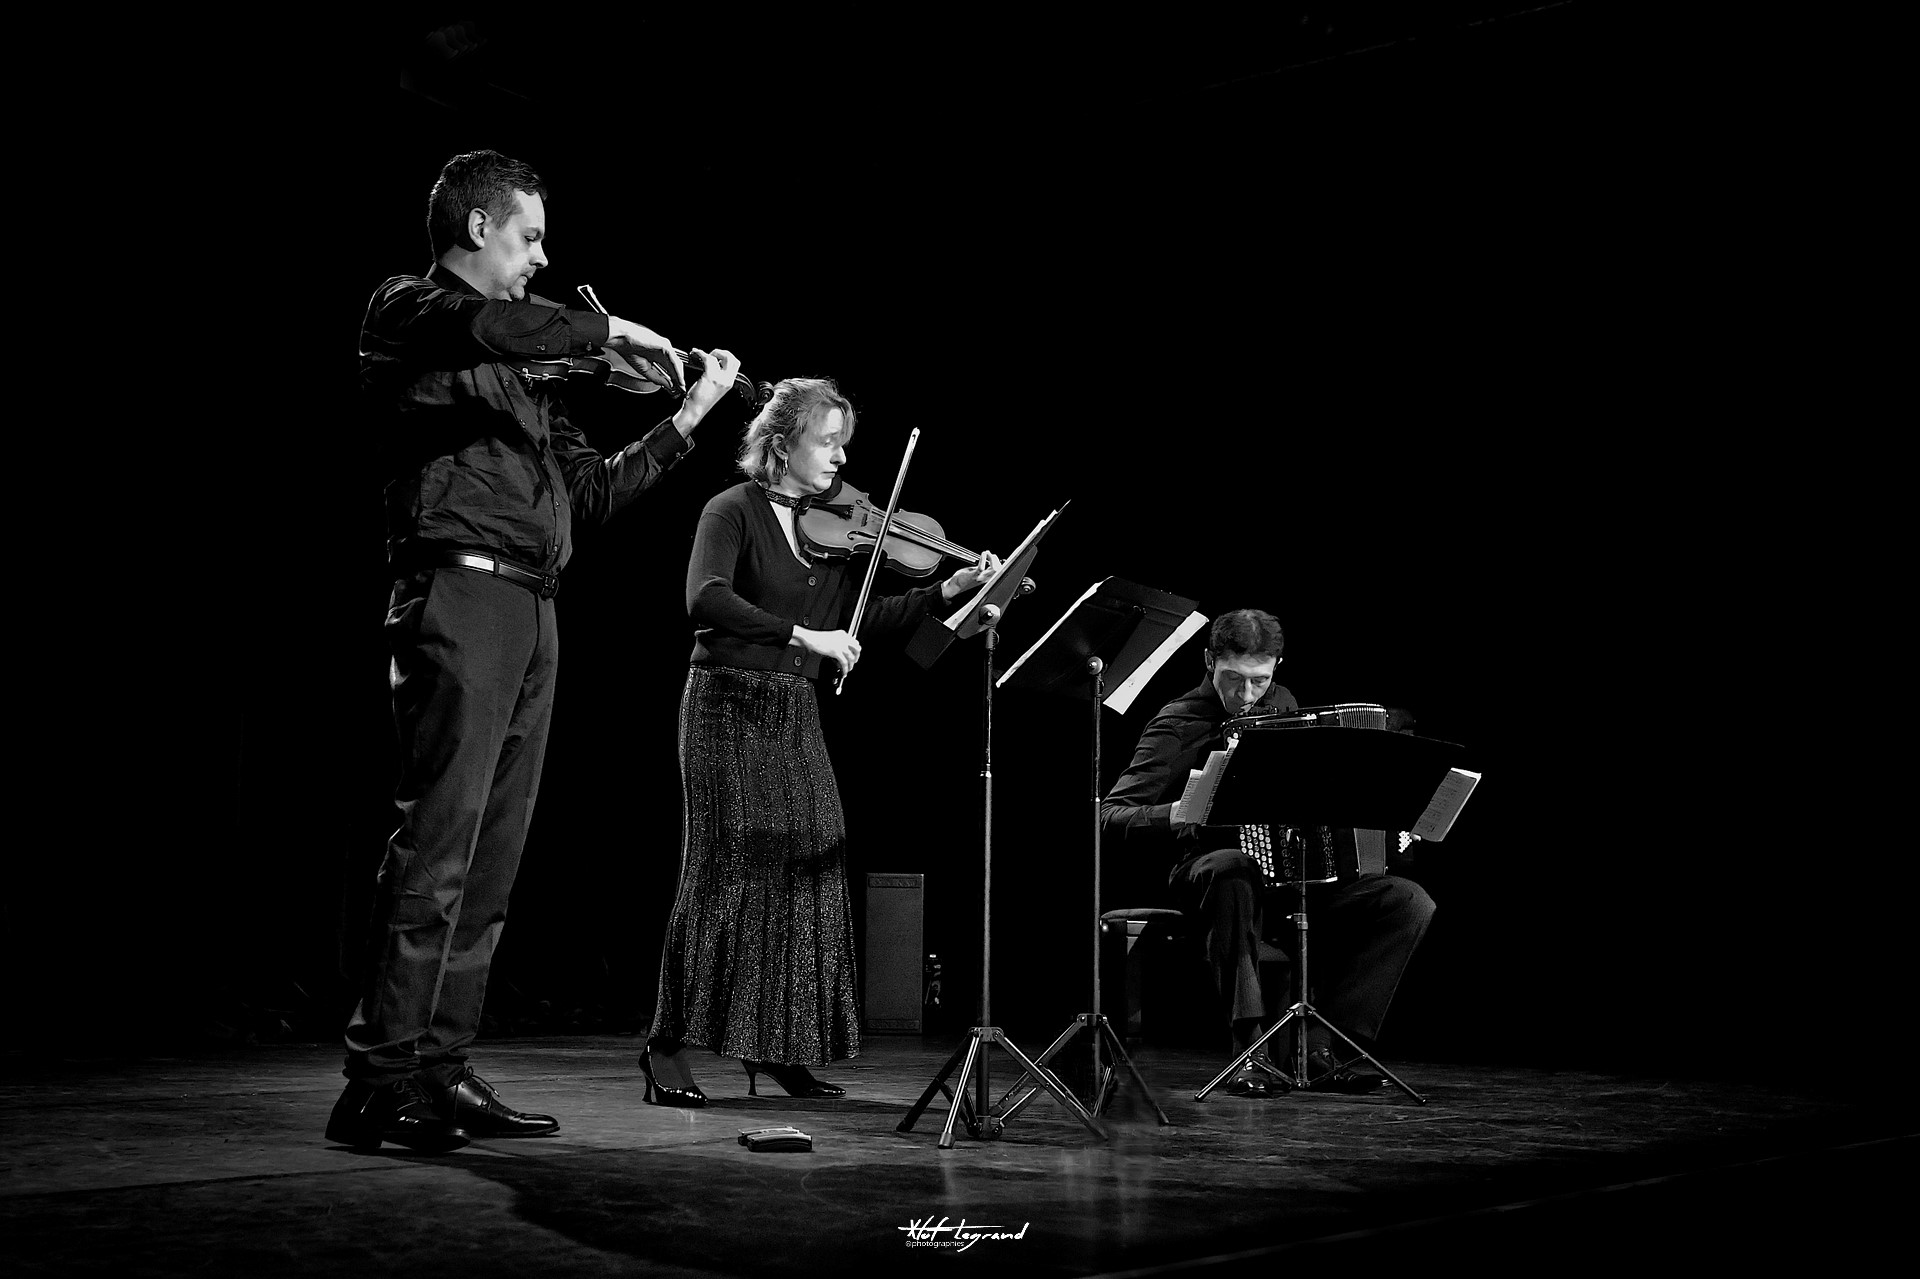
4, 1034, 1910, 1275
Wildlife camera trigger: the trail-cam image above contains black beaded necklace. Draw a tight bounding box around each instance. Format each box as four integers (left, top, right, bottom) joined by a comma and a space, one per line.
759, 485, 811, 511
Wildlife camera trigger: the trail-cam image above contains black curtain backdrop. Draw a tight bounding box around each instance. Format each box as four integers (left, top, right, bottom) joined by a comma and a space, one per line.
21, 7, 1901, 1080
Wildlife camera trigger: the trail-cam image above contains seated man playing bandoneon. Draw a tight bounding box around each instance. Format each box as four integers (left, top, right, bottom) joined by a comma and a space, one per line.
1098, 609, 1435, 1097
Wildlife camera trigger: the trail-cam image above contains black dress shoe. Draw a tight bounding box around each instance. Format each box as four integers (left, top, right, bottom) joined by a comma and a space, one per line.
438, 1067, 559, 1138
639, 1044, 707, 1108
1303, 1048, 1386, 1094
742, 1060, 845, 1098
1222, 1062, 1277, 1098
326, 1078, 470, 1153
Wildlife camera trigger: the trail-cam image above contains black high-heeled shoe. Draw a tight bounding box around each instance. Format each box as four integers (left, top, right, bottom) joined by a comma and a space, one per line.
639, 1045, 708, 1108
742, 1059, 846, 1098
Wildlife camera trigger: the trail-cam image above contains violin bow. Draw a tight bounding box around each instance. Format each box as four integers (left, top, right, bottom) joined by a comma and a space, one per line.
835, 427, 920, 695
575, 283, 683, 393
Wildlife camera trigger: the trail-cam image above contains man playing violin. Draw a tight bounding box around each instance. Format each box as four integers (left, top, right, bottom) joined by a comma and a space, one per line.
329, 149, 742, 1153
1099, 609, 1435, 1097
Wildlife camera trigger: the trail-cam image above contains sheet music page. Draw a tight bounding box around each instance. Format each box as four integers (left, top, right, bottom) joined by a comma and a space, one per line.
1173, 749, 1232, 825
994, 573, 1103, 687
1104, 610, 1209, 715
943, 510, 1059, 630
1412, 768, 1482, 842
1175, 767, 1205, 819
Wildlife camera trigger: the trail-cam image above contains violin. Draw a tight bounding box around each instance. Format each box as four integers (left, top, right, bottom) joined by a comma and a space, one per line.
512, 286, 772, 408
799, 475, 981, 578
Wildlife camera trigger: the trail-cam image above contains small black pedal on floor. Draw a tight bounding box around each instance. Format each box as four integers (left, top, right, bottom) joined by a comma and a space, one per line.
738, 1126, 813, 1152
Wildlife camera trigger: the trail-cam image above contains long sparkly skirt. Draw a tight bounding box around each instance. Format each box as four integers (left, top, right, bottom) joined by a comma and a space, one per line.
649, 665, 861, 1066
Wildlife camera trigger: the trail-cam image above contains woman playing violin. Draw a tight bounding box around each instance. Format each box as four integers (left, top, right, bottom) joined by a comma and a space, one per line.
641, 377, 1000, 1104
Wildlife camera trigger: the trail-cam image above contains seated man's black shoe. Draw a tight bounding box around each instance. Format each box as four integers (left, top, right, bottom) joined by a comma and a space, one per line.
326, 1078, 471, 1153
437, 1066, 560, 1138
1302, 1047, 1387, 1094
1222, 1060, 1280, 1098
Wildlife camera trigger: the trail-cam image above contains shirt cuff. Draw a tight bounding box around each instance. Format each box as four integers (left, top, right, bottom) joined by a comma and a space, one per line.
642, 416, 694, 467
572, 310, 613, 352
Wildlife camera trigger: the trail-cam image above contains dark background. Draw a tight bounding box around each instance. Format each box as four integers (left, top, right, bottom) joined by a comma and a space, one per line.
19, 5, 1898, 1079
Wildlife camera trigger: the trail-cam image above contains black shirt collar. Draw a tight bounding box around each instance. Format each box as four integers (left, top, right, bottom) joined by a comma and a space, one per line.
429, 262, 484, 296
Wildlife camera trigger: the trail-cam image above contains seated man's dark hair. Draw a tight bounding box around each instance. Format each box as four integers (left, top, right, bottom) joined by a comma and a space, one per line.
1208, 609, 1284, 662
427, 150, 548, 259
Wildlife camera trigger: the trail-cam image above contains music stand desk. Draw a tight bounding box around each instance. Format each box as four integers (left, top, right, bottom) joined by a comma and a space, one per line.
1208, 727, 1468, 831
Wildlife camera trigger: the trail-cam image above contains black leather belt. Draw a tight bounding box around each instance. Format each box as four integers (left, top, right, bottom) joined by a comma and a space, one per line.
429, 551, 561, 599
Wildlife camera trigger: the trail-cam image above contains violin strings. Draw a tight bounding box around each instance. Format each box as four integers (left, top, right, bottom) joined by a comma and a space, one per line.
843, 518, 972, 560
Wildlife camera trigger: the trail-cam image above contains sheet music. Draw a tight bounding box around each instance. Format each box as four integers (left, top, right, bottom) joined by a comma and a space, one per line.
1412, 768, 1481, 842
1172, 748, 1232, 826
943, 509, 1059, 630
1104, 610, 1209, 715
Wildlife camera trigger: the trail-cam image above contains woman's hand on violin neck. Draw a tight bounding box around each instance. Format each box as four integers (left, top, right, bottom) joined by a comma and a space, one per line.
794, 627, 861, 675
941, 550, 1005, 602
678, 348, 740, 427
605, 317, 684, 391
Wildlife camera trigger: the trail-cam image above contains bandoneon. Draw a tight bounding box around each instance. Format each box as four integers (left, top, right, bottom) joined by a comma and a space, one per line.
1226, 703, 1397, 887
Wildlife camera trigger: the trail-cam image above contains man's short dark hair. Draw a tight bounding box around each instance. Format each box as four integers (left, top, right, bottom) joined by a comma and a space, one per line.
427, 150, 547, 259
1208, 609, 1284, 662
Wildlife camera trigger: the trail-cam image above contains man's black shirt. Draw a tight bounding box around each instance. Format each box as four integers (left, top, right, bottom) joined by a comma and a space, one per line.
360, 264, 688, 573
1100, 680, 1300, 876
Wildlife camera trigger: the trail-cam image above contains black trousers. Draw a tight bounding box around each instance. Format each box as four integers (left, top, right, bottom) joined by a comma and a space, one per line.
1169, 848, 1435, 1047
343, 567, 558, 1085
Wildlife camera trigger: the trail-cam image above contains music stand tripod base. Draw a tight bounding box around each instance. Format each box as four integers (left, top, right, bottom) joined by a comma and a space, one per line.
994, 1011, 1172, 1125
1194, 1002, 1426, 1104
897, 1026, 1109, 1148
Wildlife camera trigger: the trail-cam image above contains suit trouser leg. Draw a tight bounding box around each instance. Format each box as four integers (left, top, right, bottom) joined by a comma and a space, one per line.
344, 569, 556, 1084
1306, 875, 1436, 1046
1170, 849, 1269, 1029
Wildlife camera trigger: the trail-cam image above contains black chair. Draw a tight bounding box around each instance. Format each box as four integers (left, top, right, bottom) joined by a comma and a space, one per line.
1097, 908, 1189, 1041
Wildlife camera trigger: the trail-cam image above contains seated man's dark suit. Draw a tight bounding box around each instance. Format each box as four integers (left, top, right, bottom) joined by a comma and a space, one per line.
1098, 680, 1435, 1055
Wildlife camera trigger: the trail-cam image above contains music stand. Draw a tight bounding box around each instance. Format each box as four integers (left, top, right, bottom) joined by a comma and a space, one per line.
896, 511, 1099, 1148
989, 578, 1203, 1127
1192, 727, 1472, 1105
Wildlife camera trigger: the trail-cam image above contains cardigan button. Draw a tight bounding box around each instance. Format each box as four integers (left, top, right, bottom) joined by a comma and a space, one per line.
793, 656, 803, 668
807, 575, 818, 587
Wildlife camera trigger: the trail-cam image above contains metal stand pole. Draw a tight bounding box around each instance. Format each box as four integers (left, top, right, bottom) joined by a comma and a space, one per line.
898, 608, 1109, 1146
996, 658, 1170, 1125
